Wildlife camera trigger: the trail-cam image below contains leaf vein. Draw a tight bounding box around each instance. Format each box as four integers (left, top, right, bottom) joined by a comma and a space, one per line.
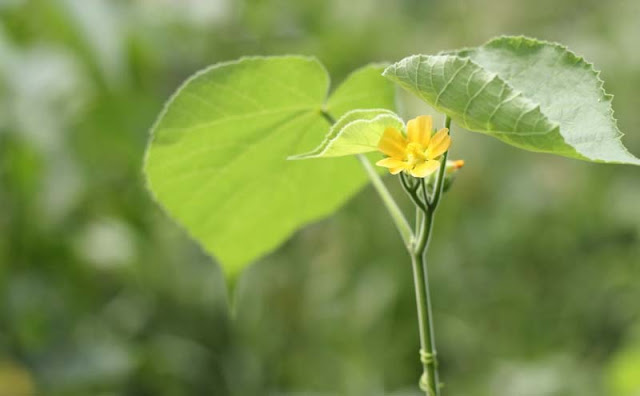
434, 59, 469, 106
463, 74, 496, 127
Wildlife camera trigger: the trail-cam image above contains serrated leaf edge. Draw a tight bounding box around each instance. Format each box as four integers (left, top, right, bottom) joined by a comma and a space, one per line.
445, 35, 639, 163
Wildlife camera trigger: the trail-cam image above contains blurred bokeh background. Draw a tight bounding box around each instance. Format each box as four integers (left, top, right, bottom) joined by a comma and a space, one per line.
1, 0, 639, 395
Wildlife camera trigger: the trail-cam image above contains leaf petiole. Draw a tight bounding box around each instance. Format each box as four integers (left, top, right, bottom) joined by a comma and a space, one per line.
320, 109, 414, 249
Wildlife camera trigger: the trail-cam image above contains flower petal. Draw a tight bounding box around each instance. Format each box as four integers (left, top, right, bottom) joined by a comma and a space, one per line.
429, 128, 449, 146
407, 115, 432, 147
378, 127, 406, 158
427, 128, 451, 158
376, 157, 407, 169
376, 158, 409, 175
410, 160, 441, 178
376, 157, 408, 175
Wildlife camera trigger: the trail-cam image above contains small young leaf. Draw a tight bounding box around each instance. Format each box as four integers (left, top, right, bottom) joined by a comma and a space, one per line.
144, 57, 395, 280
289, 109, 404, 159
383, 36, 640, 165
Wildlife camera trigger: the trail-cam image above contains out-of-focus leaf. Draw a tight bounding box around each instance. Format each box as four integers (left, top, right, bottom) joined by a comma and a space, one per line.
0, 361, 35, 396
607, 336, 640, 396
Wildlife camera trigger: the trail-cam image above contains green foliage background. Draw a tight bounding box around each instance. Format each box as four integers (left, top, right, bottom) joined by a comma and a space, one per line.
1, 0, 639, 395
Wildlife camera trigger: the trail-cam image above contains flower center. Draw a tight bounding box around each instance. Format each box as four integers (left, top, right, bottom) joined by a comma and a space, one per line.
405, 142, 426, 166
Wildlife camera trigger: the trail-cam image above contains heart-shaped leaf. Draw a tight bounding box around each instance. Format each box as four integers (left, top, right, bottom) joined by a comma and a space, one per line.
383, 36, 640, 165
144, 57, 395, 279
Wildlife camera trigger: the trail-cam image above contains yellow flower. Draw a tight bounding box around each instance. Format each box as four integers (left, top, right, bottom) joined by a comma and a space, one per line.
376, 115, 451, 178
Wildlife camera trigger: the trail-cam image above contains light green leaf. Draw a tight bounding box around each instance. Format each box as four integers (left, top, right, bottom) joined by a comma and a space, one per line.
144, 57, 394, 279
289, 109, 404, 159
327, 63, 396, 116
383, 36, 640, 164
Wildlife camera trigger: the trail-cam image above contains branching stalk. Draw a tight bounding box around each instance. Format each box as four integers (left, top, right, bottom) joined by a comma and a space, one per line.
406, 115, 452, 395
324, 109, 452, 395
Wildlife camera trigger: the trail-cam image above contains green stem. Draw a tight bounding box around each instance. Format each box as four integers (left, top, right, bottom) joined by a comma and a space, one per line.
413, 205, 440, 395
429, 116, 452, 208
415, 207, 423, 237
411, 249, 437, 395
356, 154, 413, 248
413, 252, 439, 394
413, 115, 452, 395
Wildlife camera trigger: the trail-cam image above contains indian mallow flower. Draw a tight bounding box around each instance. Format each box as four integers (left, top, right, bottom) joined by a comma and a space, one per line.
376, 115, 451, 178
